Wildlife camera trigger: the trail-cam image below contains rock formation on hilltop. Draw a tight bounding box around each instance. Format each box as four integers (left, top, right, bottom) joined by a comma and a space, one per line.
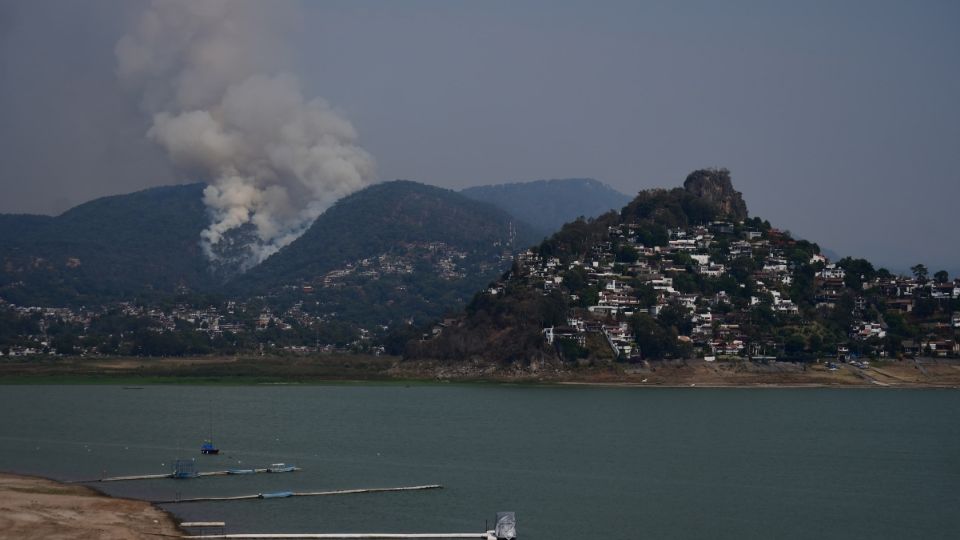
683, 168, 748, 221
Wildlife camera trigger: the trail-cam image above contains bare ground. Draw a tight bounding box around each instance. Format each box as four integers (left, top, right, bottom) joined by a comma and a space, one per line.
0, 473, 182, 540
2, 354, 959, 387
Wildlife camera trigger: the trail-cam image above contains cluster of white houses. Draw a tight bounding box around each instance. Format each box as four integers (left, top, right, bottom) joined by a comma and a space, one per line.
520, 221, 960, 360
0, 298, 379, 357
316, 241, 486, 289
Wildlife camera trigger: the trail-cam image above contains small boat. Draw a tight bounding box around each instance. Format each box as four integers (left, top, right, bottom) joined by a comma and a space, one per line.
267, 463, 296, 473
201, 408, 220, 454
259, 491, 294, 499
227, 468, 255, 475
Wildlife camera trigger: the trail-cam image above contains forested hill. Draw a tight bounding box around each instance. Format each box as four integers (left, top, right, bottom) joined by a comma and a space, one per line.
0, 179, 543, 325
409, 168, 959, 366
231, 180, 543, 326
0, 184, 212, 305
461, 178, 631, 234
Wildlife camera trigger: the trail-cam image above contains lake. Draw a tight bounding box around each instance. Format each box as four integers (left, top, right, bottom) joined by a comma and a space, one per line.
0, 384, 957, 539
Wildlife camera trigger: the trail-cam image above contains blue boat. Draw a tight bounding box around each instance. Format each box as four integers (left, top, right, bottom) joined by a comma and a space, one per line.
259, 491, 293, 499
201, 408, 220, 454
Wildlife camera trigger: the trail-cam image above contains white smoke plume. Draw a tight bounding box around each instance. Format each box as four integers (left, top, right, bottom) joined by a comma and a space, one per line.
116, 0, 375, 271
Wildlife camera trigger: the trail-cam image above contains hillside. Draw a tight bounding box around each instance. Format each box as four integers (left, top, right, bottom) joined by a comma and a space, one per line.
408, 168, 960, 367
4, 172, 954, 364
0, 184, 212, 305
232, 180, 542, 328
461, 178, 630, 234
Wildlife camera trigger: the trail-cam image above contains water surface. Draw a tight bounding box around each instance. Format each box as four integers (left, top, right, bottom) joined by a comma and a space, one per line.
0, 384, 957, 539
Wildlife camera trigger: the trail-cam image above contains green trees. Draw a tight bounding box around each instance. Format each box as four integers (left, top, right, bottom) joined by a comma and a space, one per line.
622, 187, 724, 229
658, 304, 693, 334
630, 313, 677, 359
562, 267, 588, 292
784, 333, 807, 357
537, 214, 615, 259
838, 257, 876, 290
615, 244, 639, 263
911, 264, 929, 284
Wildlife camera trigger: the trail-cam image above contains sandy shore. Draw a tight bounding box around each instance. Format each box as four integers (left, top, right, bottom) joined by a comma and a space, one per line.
0, 473, 182, 539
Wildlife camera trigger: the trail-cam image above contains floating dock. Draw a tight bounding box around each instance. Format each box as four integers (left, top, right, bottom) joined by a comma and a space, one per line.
179, 511, 515, 540
157, 484, 443, 504
181, 533, 497, 540
181, 534, 498, 539
80, 466, 301, 483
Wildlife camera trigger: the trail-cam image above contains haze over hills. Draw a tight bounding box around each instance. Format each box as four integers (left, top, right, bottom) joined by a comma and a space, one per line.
0, 177, 636, 310
232, 180, 541, 326
461, 178, 631, 234
0, 180, 542, 326
0, 184, 212, 306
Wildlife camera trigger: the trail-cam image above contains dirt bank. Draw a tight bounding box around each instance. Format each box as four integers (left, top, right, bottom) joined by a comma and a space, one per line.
0, 473, 182, 539
2, 354, 959, 388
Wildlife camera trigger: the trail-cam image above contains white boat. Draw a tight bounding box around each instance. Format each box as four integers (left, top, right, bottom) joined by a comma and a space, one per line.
267, 463, 296, 473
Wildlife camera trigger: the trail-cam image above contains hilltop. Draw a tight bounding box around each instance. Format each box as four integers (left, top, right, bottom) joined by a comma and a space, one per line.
408, 168, 960, 370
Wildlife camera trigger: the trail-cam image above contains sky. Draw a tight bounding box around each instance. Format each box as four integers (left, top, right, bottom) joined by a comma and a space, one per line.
1, 0, 958, 274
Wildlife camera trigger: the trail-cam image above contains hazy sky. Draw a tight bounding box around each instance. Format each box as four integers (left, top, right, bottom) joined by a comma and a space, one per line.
1, 0, 958, 274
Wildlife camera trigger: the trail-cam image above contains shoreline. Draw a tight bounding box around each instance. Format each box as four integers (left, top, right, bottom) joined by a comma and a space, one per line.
1, 354, 959, 388
0, 471, 183, 539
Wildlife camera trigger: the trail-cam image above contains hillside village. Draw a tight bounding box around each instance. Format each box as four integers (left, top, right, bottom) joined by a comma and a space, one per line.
0, 240, 518, 358
411, 170, 960, 366
3, 222, 958, 363
0, 298, 383, 358
510, 220, 960, 363
2, 172, 959, 366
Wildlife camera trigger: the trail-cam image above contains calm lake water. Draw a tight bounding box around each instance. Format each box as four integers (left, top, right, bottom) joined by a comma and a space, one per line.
0, 384, 957, 539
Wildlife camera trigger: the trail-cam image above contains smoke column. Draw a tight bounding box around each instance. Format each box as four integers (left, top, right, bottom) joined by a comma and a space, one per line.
116, 0, 375, 272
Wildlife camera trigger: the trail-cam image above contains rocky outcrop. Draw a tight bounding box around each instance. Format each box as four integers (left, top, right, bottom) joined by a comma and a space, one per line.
682, 168, 748, 221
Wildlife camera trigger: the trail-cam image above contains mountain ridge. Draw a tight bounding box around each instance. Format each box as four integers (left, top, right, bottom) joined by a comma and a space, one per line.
219, 180, 544, 328
460, 177, 631, 234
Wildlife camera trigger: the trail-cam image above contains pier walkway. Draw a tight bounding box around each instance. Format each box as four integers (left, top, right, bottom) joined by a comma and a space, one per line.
181, 534, 496, 539
157, 484, 442, 504
77, 467, 301, 483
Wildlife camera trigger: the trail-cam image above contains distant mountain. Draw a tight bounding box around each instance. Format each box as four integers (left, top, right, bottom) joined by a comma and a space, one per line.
0, 180, 543, 320
460, 178, 631, 234
232, 180, 542, 327
0, 184, 212, 305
